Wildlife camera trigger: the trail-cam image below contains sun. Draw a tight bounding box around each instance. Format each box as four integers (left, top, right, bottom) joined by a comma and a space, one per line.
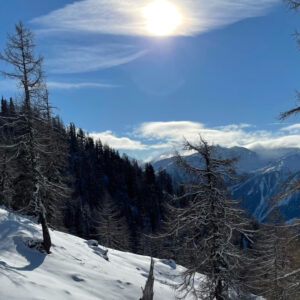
143, 0, 182, 36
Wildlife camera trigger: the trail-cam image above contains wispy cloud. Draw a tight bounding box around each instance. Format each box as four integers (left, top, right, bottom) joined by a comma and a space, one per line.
44, 44, 147, 74
280, 123, 300, 134
31, 0, 279, 74
0, 79, 118, 91
47, 81, 119, 90
32, 0, 279, 37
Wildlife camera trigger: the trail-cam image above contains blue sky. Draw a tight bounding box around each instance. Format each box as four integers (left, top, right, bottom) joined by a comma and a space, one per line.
2, 0, 300, 160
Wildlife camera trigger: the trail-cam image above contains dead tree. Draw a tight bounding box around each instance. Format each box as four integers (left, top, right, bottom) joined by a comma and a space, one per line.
140, 258, 155, 300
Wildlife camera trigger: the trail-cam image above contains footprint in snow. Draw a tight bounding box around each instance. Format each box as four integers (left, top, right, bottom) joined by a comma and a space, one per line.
64, 290, 72, 295
116, 280, 132, 289
71, 275, 85, 282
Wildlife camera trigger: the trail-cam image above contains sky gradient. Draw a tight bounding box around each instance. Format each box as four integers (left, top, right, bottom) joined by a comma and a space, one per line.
1, 0, 300, 160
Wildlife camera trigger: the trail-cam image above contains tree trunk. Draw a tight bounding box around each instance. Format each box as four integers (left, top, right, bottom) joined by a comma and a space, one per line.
39, 209, 51, 254
140, 258, 154, 300
215, 280, 225, 300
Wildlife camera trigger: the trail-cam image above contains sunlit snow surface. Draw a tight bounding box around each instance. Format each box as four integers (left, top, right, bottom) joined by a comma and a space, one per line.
0, 207, 202, 300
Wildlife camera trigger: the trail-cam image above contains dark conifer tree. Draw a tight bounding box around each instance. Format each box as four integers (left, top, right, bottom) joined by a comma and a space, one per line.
1, 98, 8, 116
95, 192, 131, 251
9, 98, 15, 115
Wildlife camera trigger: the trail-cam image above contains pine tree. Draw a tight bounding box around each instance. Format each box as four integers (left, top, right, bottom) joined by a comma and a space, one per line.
9, 98, 15, 115
1, 97, 8, 116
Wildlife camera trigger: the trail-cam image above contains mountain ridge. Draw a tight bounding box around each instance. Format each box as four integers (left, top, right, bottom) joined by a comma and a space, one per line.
152, 146, 300, 221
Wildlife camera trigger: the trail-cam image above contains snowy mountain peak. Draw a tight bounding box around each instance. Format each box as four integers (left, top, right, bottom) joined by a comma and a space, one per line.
153, 146, 300, 221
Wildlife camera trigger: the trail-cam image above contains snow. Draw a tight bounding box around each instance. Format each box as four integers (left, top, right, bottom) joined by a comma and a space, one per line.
0, 207, 202, 300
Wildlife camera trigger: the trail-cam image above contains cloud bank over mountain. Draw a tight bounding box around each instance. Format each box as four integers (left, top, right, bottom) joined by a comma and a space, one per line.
88, 121, 300, 160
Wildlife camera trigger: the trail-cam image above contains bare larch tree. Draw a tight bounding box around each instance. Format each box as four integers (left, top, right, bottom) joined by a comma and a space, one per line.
247, 222, 290, 299
0, 22, 68, 253
163, 137, 253, 300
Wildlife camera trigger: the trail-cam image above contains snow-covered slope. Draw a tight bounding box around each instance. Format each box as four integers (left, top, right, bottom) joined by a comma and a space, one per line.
0, 207, 198, 300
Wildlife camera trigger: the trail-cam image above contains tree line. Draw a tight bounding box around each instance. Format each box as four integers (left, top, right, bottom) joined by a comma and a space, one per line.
0, 22, 174, 257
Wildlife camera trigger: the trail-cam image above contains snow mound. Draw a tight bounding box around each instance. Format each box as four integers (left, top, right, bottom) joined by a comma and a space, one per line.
0, 207, 198, 300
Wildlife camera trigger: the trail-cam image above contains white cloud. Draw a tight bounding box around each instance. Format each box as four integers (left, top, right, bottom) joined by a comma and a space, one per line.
83, 121, 300, 160
45, 45, 147, 74
135, 121, 263, 147
47, 81, 119, 89
137, 121, 203, 140
246, 135, 300, 149
280, 123, 300, 134
136, 121, 300, 150
89, 130, 170, 150
32, 0, 279, 37
90, 131, 148, 150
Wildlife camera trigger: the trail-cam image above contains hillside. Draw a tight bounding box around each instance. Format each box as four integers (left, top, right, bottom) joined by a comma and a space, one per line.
0, 206, 204, 300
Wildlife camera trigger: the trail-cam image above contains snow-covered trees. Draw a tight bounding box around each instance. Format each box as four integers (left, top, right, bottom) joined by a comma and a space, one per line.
163, 138, 252, 299
0, 22, 68, 253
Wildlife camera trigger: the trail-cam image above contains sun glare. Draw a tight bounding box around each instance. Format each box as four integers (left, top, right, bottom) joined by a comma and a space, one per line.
143, 0, 182, 36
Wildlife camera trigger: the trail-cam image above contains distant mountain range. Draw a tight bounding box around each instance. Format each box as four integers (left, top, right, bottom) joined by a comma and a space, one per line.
152, 146, 300, 221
